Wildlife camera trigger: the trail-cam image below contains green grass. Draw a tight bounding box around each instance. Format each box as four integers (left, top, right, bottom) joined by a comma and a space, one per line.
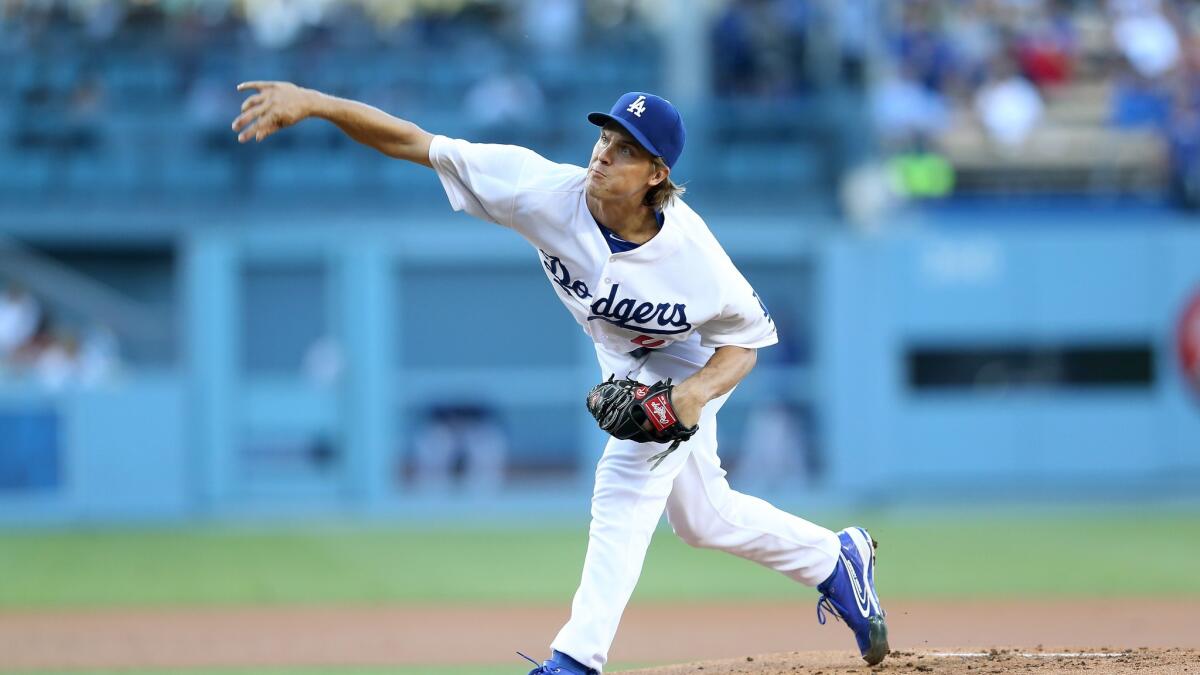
0, 509, 1196, 608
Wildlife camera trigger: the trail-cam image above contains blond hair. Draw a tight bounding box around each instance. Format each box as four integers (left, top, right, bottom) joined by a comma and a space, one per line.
643, 156, 685, 211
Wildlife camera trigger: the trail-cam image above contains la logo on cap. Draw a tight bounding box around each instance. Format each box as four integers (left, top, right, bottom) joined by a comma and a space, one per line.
626, 95, 647, 118
587, 91, 686, 168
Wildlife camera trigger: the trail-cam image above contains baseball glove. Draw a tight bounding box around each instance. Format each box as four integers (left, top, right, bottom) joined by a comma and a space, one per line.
586, 376, 699, 469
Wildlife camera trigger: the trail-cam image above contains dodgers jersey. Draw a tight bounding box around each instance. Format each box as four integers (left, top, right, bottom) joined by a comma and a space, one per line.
429, 135, 778, 366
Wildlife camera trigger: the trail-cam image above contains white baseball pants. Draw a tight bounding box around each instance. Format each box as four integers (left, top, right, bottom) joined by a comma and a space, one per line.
550, 347, 841, 672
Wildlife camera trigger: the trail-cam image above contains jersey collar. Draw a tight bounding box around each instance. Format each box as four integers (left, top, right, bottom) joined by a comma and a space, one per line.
585, 199, 680, 262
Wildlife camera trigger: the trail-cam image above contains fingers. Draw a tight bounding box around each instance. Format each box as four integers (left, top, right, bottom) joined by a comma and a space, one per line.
234, 119, 259, 142
240, 93, 264, 113
232, 102, 267, 133
237, 124, 270, 144
252, 122, 275, 143
233, 81, 295, 143
236, 117, 276, 143
232, 94, 279, 142
233, 87, 267, 141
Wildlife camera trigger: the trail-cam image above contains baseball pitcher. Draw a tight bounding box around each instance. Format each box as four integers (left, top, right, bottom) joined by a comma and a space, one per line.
232, 83, 889, 673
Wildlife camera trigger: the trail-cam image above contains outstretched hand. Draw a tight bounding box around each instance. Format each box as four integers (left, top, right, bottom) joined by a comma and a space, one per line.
231, 81, 314, 143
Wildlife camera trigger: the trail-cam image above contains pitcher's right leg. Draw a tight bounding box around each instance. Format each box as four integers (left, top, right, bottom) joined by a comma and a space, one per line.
549, 426, 697, 671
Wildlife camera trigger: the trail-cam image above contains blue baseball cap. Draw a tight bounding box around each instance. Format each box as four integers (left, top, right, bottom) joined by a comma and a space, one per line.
588, 92, 686, 169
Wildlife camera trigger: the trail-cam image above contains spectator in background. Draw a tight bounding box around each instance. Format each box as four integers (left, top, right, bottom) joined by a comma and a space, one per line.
463, 65, 546, 143
8, 313, 55, 374
943, 0, 1002, 89
1110, 0, 1181, 80
712, 0, 759, 96
872, 62, 950, 150
34, 330, 78, 391
412, 404, 508, 495
0, 284, 41, 361
1108, 0, 1182, 131
1167, 81, 1200, 209
735, 401, 819, 493
77, 325, 120, 386
974, 56, 1044, 148
302, 335, 342, 387
893, 1, 956, 93
712, 0, 811, 97
730, 312, 821, 491
867, 61, 955, 215
1, 288, 119, 387
245, 0, 325, 50
1015, 3, 1077, 91
519, 0, 581, 56
1111, 63, 1173, 128
833, 0, 884, 88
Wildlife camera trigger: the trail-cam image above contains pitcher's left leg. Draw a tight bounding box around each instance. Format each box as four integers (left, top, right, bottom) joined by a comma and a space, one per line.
664, 433, 888, 665
664, 437, 840, 585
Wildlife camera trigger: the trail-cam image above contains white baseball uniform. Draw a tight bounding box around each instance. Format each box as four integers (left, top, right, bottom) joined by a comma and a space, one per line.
429, 135, 841, 672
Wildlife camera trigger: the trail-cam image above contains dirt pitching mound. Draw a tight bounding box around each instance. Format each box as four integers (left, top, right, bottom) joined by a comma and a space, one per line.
621, 648, 1199, 675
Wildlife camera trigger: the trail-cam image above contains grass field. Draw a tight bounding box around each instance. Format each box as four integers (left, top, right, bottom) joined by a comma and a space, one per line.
1, 508, 1198, 608
2, 508, 1197, 674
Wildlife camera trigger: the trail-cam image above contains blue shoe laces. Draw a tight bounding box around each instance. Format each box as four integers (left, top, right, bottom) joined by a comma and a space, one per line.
518, 651, 561, 674
816, 595, 845, 626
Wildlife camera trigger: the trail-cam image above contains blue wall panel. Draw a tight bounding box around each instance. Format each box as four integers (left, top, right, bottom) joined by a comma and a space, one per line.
819, 225, 1200, 496
69, 377, 189, 519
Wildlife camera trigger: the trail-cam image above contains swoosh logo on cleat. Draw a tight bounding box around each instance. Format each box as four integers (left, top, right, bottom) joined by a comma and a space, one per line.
842, 552, 872, 618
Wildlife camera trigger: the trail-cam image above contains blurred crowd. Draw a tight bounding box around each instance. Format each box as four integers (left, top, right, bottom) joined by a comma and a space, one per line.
0, 0, 657, 49
872, 0, 1200, 206
0, 283, 119, 389
712, 0, 887, 96
0, 0, 660, 146
2, 0, 1198, 207
0, 0, 862, 121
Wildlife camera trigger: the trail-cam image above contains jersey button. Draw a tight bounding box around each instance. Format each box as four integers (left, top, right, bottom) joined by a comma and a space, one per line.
604, 278, 611, 284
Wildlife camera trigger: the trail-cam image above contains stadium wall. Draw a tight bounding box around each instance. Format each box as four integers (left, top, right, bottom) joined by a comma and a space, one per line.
1, 220, 1198, 523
